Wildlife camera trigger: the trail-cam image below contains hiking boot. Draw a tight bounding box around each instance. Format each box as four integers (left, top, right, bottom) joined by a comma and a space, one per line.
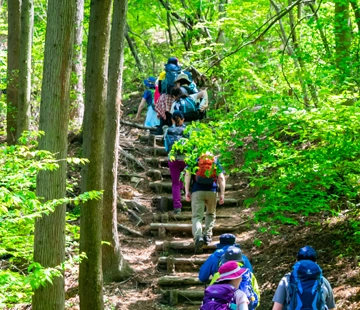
194, 236, 204, 254
174, 209, 181, 215
203, 235, 212, 245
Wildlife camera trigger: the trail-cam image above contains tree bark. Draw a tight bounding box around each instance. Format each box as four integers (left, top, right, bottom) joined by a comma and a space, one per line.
309, 3, 331, 57
334, 0, 351, 77
79, 0, 112, 308
69, 0, 84, 128
6, 0, 21, 145
351, 0, 360, 31
102, 0, 133, 283
32, 0, 75, 309
16, 0, 33, 139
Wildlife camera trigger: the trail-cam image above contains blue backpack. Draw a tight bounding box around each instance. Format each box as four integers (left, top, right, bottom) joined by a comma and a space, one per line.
200, 283, 237, 310
286, 260, 326, 310
239, 269, 259, 310
162, 63, 182, 94
174, 97, 204, 122
164, 125, 187, 154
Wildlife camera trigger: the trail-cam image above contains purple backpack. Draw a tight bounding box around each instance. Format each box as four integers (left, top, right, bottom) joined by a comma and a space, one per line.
200, 283, 237, 310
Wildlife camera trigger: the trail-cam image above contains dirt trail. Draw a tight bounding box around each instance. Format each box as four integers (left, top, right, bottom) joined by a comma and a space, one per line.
66, 120, 360, 310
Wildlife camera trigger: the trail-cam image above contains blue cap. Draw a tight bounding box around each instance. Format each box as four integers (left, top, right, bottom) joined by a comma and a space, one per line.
216, 233, 236, 249
167, 57, 178, 65
144, 76, 156, 88
297, 246, 317, 262
171, 110, 184, 120
220, 246, 244, 264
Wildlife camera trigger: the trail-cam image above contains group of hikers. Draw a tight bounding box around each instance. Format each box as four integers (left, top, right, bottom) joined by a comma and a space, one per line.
136, 57, 220, 253
135, 57, 336, 310
198, 236, 336, 310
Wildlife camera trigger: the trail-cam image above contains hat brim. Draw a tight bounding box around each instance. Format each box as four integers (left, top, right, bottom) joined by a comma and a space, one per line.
215, 268, 247, 282
144, 80, 155, 88
175, 76, 191, 83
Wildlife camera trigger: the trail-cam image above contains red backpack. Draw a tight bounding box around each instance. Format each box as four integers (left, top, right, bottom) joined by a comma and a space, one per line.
195, 154, 218, 185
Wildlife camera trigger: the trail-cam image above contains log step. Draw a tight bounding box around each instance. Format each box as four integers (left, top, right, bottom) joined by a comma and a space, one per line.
158, 256, 206, 272
155, 240, 216, 253
138, 134, 164, 146
158, 274, 201, 287
153, 212, 233, 223
144, 157, 169, 168
164, 289, 204, 306
149, 182, 234, 194
143, 146, 167, 156
150, 223, 245, 237
146, 168, 171, 181
152, 196, 241, 211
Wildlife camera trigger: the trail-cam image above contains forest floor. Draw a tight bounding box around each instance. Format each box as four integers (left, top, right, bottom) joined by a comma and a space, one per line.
11, 96, 360, 309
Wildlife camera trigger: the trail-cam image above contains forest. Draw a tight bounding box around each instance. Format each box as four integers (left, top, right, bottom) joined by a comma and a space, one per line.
1, 0, 360, 309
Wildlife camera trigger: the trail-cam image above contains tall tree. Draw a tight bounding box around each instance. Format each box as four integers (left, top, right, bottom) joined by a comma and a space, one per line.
32, 0, 76, 309
6, 0, 21, 144
16, 0, 33, 139
102, 0, 133, 283
79, 0, 112, 308
69, 0, 85, 128
334, 0, 351, 78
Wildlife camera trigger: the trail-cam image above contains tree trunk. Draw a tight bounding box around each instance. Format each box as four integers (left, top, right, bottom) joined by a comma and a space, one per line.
32, 0, 75, 309
125, 29, 143, 72
16, 0, 33, 139
79, 0, 112, 308
6, 0, 21, 145
102, 0, 133, 283
334, 0, 351, 77
69, 0, 84, 128
309, 3, 331, 57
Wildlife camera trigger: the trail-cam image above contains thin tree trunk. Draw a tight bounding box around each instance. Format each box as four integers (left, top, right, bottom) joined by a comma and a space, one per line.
271, 0, 309, 106
309, 3, 331, 57
334, 0, 351, 77
32, 0, 75, 309
6, 0, 21, 145
125, 30, 143, 72
288, 0, 318, 106
102, 0, 133, 283
350, 0, 360, 32
79, 0, 112, 308
166, 0, 173, 46
69, 0, 84, 128
17, 0, 33, 139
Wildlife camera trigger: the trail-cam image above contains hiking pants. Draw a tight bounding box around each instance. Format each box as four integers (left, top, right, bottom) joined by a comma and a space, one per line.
168, 159, 186, 210
191, 191, 217, 239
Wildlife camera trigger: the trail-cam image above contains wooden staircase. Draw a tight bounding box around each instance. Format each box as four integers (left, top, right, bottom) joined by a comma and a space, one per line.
132, 132, 251, 308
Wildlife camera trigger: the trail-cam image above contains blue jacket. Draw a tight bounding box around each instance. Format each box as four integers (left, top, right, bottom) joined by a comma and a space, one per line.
198, 245, 253, 283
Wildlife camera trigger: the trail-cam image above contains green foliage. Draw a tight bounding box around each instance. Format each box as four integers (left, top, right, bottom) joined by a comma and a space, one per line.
0, 132, 101, 306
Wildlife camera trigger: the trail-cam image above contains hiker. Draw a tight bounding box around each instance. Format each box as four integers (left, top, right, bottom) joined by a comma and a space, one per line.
174, 72, 199, 95
210, 246, 260, 310
170, 86, 208, 122
184, 151, 225, 253
135, 77, 160, 128
200, 260, 249, 310
163, 110, 188, 215
272, 245, 336, 310
199, 233, 253, 283
155, 57, 182, 134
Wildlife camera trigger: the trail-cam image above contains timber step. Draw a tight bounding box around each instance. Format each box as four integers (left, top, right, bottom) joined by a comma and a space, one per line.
153, 196, 241, 211
149, 181, 235, 194
152, 212, 233, 223
158, 273, 202, 287
138, 134, 164, 146
146, 168, 171, 181
144, 157, 169, 168
162, 289, 204, 306
158, 255, 207, 272
143, 146, 167, 156
150, 222, 247, 237
155, 240, 216, 254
